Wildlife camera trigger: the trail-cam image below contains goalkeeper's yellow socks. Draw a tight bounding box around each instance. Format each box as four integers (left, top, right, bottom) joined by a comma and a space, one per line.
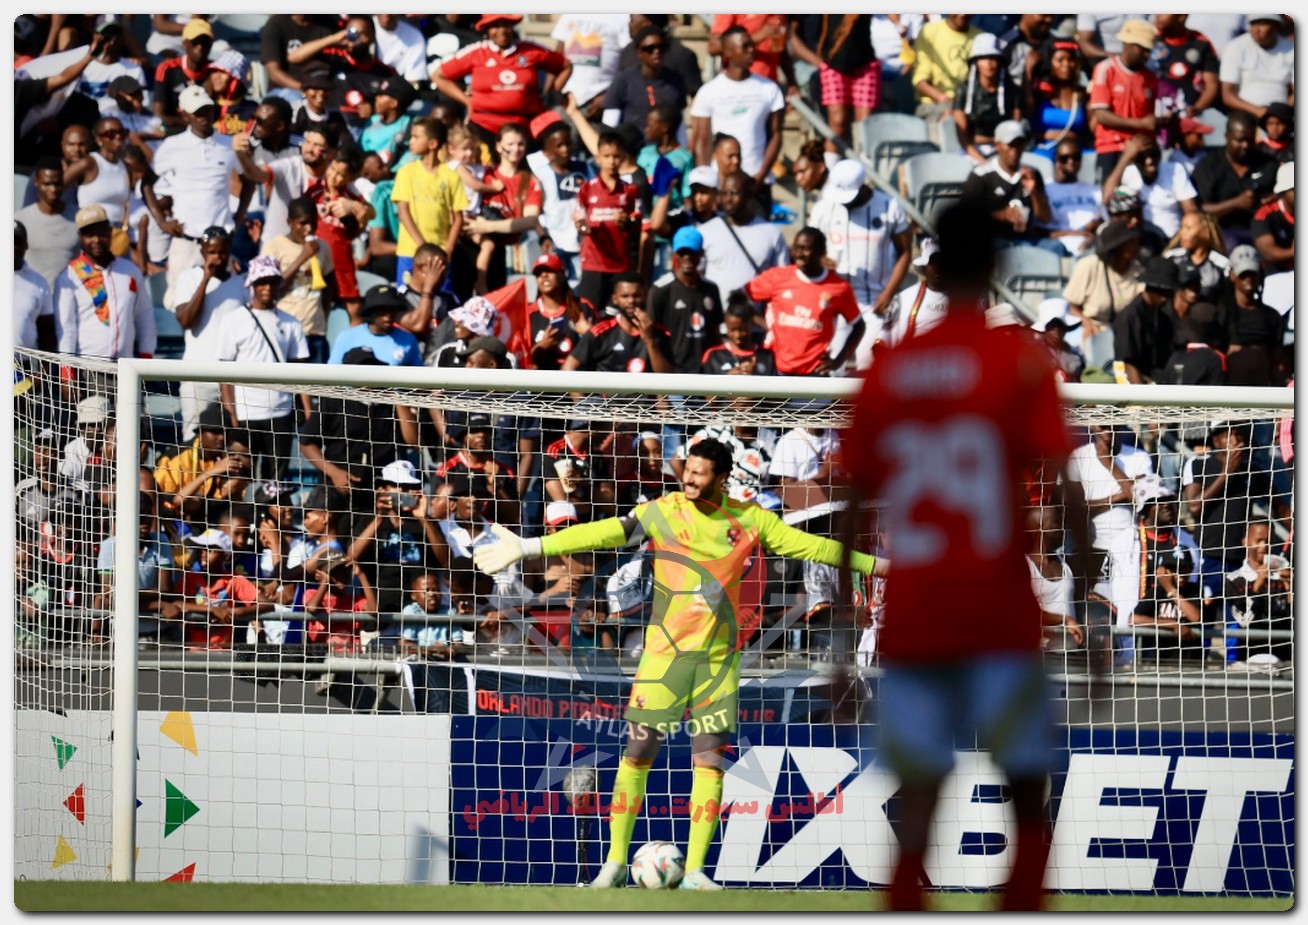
605, 757, 652, 865
684, 764, 725, 872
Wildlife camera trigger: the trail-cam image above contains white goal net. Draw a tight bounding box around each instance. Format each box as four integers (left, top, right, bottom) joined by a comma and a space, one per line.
12, 348, 1293, 895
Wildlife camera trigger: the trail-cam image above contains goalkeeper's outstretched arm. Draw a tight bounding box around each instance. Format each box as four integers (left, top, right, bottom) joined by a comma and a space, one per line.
760, 509, 889, 577
473, 517, 640, 574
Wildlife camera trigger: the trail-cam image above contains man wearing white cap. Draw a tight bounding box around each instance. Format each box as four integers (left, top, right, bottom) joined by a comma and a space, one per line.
54, 204, 156, 362
1252, 161, 1294, 274
143, 82, 249, 306
961, 119, 1051, 247
880, 237, 950, 350
809, 158, 911, 371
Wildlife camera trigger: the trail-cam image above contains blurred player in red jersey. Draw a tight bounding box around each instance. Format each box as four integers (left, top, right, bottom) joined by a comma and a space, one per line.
840, 201, 1093, 911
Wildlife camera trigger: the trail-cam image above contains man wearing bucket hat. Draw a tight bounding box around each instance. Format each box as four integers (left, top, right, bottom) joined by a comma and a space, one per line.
328, 283, 424, 367
1112, 257, 1182, 383
1087, 19, 1159, 186
425, 294, 498, 370
434, 15, 571, 144
216, 255, 311, 481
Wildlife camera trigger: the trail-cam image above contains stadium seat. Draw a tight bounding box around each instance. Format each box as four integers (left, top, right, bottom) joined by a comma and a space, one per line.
993, 245, 1067, 310
325, 306, 352, 351
1020, 153, 1054, 185
857, 113, 939, 181
354, 270, 388, 297
152, 305, 186, 360
899, 152, 974, 230
146, 271, 168, 308
1197, 109, 1227, 147
1077, 151, 1098, 186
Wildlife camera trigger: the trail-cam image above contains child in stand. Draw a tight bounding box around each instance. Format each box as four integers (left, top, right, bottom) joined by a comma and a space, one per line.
447, 123, 506, 295
304, 553, 377, 654
396, 570, 468, 660
314, 146, 376, 324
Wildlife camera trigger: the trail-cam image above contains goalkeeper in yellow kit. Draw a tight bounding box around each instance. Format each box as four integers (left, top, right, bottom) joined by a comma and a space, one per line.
474, 438, 888, 890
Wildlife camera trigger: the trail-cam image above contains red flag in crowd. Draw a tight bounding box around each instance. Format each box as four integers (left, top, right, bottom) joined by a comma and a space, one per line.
484, 278, 533, 369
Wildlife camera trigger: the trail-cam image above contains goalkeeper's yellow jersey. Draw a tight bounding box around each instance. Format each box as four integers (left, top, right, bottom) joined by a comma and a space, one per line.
539, 492, 877, 658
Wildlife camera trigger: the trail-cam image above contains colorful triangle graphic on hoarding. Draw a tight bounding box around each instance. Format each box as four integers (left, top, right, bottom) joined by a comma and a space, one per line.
52, 737, 77, 769
51, 836, 76, 868
165, 863, 196, 882
160, 711, 198, 755
64, 784, 86, 823
164, 781, 200, 836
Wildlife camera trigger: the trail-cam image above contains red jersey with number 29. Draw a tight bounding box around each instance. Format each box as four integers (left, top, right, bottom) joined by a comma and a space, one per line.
845, 311, 1072, 662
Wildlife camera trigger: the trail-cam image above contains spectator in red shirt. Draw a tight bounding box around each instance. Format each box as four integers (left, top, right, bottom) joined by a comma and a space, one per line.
164, 528, 269, 650
574, 131, 643, 317
464, 123, 545, 296
708, 14, 792, 84
313, 146, 376, 323
434, 14, 572, 147
743, 227, 865, 377
1088, 19, 1160, 186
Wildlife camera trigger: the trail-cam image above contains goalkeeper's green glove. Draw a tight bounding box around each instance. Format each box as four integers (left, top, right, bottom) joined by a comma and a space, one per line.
473, 522, 543, 574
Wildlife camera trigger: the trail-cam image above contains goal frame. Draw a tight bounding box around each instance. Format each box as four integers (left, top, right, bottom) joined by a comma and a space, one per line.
109, 357, 1295, 881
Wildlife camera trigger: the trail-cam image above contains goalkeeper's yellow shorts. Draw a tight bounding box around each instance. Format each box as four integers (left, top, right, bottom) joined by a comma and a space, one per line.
624, 649, 740, 736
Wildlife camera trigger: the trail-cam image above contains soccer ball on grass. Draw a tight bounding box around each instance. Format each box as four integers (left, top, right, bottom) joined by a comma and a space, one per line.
631, 841, 685, 889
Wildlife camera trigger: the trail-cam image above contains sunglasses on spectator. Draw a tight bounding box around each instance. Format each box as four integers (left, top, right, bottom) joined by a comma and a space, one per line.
97, 129, 125, 138
639, 42, 668, 53
1057, 154, 1081, 162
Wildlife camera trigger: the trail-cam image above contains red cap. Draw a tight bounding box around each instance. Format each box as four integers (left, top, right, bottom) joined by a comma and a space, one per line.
475, 14, 523, 31
533, 253, 565, 274
530, 109, 564, 140
1177, 116, 1214, 135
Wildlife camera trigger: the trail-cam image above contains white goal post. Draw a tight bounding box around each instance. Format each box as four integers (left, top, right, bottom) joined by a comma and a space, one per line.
12, 348, 1297, 889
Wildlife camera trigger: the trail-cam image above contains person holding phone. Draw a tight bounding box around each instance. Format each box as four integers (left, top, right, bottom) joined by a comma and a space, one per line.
346, 459, 445, 616
527, 253, 596, 371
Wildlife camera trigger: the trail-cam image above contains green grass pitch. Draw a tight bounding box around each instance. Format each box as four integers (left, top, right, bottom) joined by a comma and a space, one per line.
13, 882, 1293, 912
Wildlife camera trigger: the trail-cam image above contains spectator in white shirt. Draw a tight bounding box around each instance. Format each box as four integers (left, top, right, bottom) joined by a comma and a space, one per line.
807, 159, 912, 370
171, 226, 249, 442
14, 221, 57, 351
769, 425, 840, 514
691, 26, 786, 209
217, 255, 311, 482
698, 171, 789, 301
1219, 15, 1294, 119
1038, 139, 1107, 258
552, 14, 632, 120
15, 158, 81, 289
54, 205, 156, 363
373, 15, 429, 83
1102, 133, 1199, 247
143, 84, 249, 309
234, 122, 335, 242
76, 21, 151, 116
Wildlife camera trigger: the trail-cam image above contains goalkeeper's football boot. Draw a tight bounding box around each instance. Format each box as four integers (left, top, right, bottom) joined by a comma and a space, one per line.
679, 869, 724, 891
589, 860, 628, 889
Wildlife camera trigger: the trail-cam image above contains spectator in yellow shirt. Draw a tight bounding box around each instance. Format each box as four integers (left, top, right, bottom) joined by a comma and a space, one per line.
391, 117, 469, 290
911, 15, 982, 125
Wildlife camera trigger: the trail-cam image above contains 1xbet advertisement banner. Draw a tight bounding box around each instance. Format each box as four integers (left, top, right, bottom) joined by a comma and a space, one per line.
447, 715, 1293, 895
